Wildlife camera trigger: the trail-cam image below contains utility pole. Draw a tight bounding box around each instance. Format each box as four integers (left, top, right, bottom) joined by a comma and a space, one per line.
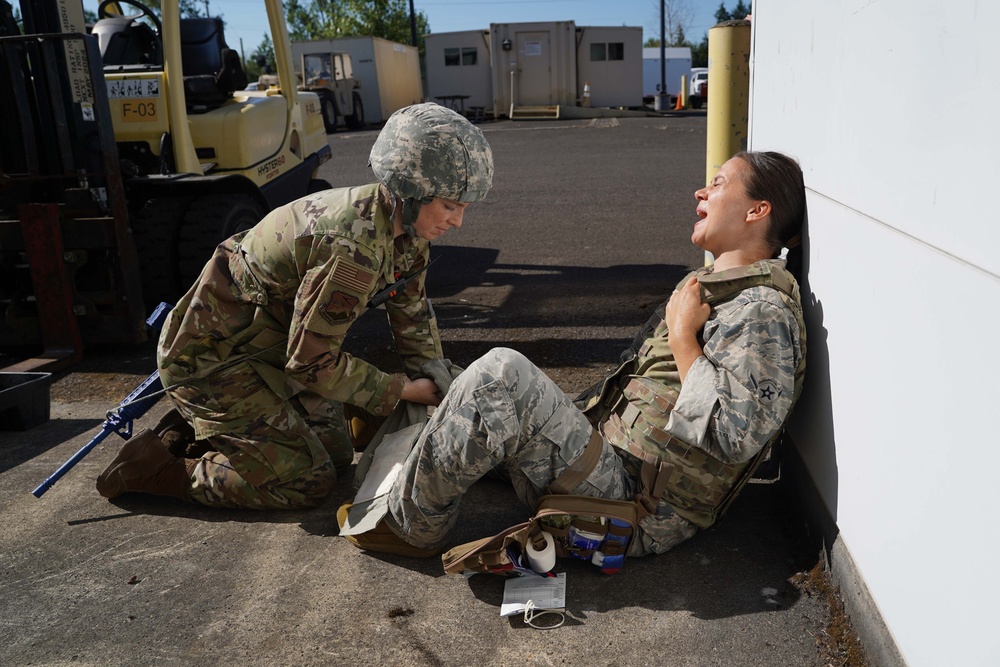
203, 0, 210, 17
409, 0, 418, 47
655, 0, 668, 111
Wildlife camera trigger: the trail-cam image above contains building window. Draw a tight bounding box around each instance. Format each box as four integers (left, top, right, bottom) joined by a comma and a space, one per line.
445, 47, 478, 67
590, 42, 625, 61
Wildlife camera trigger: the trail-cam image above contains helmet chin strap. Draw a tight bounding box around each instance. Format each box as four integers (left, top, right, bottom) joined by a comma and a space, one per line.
401, 197, 422, 238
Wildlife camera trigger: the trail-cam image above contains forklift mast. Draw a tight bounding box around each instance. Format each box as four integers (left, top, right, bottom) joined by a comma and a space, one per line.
0, 0, 147, 371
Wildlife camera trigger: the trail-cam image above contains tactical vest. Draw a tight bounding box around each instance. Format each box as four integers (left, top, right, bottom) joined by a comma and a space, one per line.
580, 259, 807, 529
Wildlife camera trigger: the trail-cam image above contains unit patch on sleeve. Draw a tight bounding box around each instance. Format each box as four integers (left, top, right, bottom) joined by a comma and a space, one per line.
323, 291, 360, 325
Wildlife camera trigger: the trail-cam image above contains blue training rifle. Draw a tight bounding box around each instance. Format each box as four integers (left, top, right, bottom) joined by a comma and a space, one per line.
31, 302, 173, 498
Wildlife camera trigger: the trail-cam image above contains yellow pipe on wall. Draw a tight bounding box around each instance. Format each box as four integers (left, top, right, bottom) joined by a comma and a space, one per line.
705, 19, 751, 186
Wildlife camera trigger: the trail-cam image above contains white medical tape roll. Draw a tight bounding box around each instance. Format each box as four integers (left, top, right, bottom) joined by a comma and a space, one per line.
526, 531, 556, 573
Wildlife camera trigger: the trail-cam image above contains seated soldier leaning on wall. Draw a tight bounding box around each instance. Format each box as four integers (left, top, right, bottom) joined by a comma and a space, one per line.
339, 151, 807, 559
95, 103, 493, 510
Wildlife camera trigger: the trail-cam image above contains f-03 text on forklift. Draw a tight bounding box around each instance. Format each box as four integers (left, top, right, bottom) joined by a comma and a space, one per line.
0, 0, 332, 371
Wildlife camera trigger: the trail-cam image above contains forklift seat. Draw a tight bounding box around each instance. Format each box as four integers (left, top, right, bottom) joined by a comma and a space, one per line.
179, 18, 247, 112
93, 16, 162, 69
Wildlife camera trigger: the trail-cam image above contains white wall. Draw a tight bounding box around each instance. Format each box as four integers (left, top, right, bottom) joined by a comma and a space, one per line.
575, 26, 643, 107
748, 2, 1000, 666
369, 37, 423, 121
641, 46, 692, 98
424, 31, 493, 112
490, 21, 577, 117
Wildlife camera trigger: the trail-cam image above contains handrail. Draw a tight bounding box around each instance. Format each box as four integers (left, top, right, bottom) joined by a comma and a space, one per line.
509, 67, 516, 117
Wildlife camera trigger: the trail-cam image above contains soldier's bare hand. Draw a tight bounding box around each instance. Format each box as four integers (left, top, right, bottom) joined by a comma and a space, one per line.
401, 378, 442, 406
666, 277, 711, 337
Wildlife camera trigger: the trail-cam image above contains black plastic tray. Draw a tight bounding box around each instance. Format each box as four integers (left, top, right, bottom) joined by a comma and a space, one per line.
0, 372, 53, 430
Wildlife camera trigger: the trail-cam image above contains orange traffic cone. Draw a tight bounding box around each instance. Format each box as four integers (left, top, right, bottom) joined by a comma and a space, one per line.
582, 81, 591, 108
674, 92, 683, 110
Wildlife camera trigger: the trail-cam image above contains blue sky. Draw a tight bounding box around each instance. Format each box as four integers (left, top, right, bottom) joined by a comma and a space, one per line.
84, 1, 728, 54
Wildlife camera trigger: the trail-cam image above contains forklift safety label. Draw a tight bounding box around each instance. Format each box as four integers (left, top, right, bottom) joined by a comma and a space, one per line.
107, 79, 160, 99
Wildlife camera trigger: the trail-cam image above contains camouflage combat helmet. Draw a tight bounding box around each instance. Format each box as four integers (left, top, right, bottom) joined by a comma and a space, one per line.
369, 103, 493, 234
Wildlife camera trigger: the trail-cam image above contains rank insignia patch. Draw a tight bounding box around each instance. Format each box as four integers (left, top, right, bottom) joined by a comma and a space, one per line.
749, 373, 782, 405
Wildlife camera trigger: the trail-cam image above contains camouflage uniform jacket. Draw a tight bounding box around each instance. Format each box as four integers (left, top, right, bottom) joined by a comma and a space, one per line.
582, 260, 806, 531
157, 184, 443, 438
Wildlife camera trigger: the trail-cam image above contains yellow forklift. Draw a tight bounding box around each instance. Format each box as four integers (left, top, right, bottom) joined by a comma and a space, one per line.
0, 0, 332, 369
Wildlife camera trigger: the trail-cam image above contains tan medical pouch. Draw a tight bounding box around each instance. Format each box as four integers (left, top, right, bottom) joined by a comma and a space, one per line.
441, 494, 639, 576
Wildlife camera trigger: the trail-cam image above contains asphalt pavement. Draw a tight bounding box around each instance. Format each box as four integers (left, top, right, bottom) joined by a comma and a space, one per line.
1, 114, 838, 666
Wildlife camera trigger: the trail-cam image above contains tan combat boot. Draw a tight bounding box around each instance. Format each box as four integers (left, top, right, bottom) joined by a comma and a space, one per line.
337, 502, 442, 558
96, 428, 193, 501
151, 407, 203, 458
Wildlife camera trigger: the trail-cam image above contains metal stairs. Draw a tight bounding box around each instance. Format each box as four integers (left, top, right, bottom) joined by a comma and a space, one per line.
509, 105, 560, 120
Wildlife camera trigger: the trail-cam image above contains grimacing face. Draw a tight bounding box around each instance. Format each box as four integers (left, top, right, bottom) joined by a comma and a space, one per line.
411, 197, 469, 241
691, 157, 759, 255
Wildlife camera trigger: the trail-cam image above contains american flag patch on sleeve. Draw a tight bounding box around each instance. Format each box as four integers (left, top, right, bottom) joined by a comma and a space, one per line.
330, 257, 375, 294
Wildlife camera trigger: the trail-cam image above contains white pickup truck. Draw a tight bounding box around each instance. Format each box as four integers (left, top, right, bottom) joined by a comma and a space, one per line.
689, 68, 708, 108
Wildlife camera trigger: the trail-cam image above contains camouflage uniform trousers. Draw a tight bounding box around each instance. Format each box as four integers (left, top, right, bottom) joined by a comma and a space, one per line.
385, 347, 635, 550
166, 361, 354, 510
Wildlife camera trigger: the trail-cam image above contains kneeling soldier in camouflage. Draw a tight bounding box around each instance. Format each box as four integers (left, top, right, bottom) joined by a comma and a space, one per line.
340, 151, 807, 558
96, 103, 493, 510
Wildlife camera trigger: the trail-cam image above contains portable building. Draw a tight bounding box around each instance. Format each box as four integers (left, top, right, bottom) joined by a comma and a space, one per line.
291, 36, 422, 124
641, 46, 692, 99
423, 30, 493, 116
576, 26, 644, 108
489, 21, 577, 118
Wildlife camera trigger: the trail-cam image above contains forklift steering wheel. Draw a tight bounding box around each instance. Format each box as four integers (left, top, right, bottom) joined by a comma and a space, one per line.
97, 0, 162, 37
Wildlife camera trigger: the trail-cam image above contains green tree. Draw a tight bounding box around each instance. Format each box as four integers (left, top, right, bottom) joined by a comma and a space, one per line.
691, 33, 708, 67
647, 26, 689, 48
181, 0, 207, 17
285, 0, 350, 41
114, 1, 208, 20
673, 24, 687, 47
648, 0, 693, 50
696, 2, 750, 67
286, 0, 430, 53
244, 33, 274, 81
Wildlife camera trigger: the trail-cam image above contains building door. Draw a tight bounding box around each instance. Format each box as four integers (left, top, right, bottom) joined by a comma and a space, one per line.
515, 31, 551, 106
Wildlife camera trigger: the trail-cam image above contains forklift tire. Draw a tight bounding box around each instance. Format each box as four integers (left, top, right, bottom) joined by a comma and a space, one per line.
346, 92, 364, 130
177, 194, 266, 291
131, 197, 191, 307
321, 93, 338, 134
